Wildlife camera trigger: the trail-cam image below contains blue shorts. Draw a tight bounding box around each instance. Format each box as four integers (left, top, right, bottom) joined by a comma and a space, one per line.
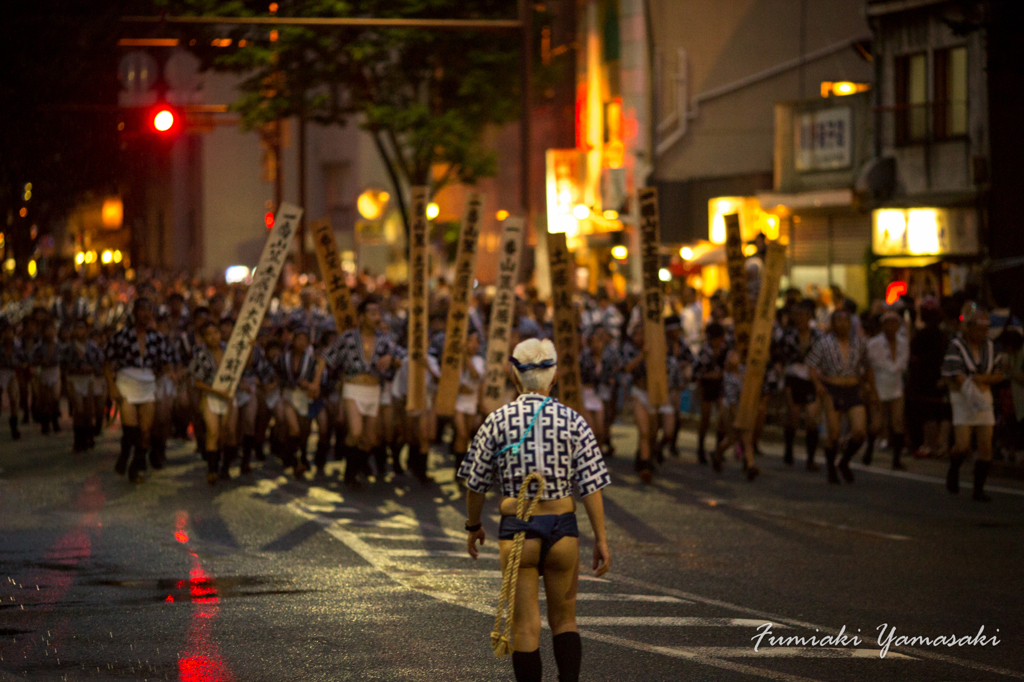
498, 512, 579, 575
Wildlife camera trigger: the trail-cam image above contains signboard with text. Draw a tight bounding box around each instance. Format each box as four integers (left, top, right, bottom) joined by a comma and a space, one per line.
547, 231, 584, 415
407, 187, 430, 413
481, 217, 525, 414
637, 188, 669, 407
311, 217, 357, 333
724, 213, 752, 360
213, 203, 303, 397
795, 106, 852, 171
435, 192, 485, 416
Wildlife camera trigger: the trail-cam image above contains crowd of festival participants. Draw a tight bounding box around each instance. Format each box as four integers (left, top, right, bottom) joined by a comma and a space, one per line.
1, 257, 1021, 502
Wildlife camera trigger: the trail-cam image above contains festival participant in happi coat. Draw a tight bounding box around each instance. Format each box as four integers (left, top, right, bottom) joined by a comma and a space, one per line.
275, 326, 320, 480
63, 318, 104, 452
459, 338, 611, 682
0, 322, 26, 440
188, 320, 239, 484
780, 299, 823, 470
620, 324, 672, 482
315, 297, 404, 489
807, 309, 872, 485
104, 298, 175, 483
942, 308, 1005, 502
865, 309, 910, 470
692, 322, 729, 465
452, 330, 485, 474
31, 319, 64, 435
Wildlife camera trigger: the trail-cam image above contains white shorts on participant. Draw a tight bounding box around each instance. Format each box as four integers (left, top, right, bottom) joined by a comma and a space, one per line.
631, 386, 674, 415
264, 387, 281, 410
597, 385, 614, 403
204, 394, 234, 416
155, 375, 177, 401
343, 382, 381, 418
287, 388, 310, 417
116, 367, 156, 405
380, 381, 393, 407
582, 387, 603, 413
68, 375, 95, 397
455, 391, 478, 415
38, 366, 61, 391
949, 385, 995, 427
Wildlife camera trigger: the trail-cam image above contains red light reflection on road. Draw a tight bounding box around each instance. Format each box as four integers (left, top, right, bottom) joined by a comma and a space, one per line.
175, 531, 190, 543
178, 552, 233, 682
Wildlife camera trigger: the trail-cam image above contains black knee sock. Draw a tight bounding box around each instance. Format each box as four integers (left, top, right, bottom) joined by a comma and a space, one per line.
241, 434, 254, 464
334, 434, 346, 462
973, 460, 991, 499
783, 427, 796, 463
117, 426, 139, 474
552, 631, 581, 682
891, 432, 905, 467
9, 415, 20, 439
806, 427, 819, 464
863, 436, 875, 465
220, 445, 237, 474
372, 445, 387, 477
841, 438, 863, 466
205, 449, 219, 474
512, 649, 542, 682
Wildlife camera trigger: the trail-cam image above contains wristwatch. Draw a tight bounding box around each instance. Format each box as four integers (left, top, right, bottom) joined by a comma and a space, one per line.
465, 521, 482, 532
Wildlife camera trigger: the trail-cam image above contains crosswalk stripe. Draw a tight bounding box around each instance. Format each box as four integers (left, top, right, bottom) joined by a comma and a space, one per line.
380, 549, 499, 559
355, 534, 465, 543
575, 617, 790, 628
670, 647, 913, 659
540, 593, 689, 603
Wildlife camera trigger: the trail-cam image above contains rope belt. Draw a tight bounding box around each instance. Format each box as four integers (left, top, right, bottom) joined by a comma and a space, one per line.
491, 470, 545, 657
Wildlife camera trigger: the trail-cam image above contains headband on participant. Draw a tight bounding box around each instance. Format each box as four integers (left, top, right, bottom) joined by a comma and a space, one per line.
509, 356, 557, 372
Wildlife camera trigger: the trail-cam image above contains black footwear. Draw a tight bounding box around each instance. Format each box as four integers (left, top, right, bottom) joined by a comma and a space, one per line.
973, 460, 992, 502
946, 455, 965, 494
51, 416, 61, 433
837, 461, 854, 483
9, 416, 20, 440
41, 419, 50, 435
711, 451, 723, 473
697, 448, 708, 465
839, 439, 860, 483
825, 446, 840, 484
746, 465, 760, 481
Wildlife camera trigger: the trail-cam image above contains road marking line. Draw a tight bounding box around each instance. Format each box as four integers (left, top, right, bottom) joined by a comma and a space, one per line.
397, 569, 610, 582
379, 549, 499, 559
847, 462, 1024, 497
575, 617, 789, 628
702, 500, 913, 541
652, 646, 912, 660
355, 534, 466, 543
610, 574, 1024, 679
540, 593, 689, 603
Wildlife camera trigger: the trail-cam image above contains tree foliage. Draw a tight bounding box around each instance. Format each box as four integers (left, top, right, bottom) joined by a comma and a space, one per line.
163, 0, 522, 233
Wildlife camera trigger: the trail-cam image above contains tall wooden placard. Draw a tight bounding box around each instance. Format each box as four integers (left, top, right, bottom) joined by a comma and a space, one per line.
213, 203, 303, 397
734, 242, 786, 430
724, 212, 752, 360
435, 192, 485, 416
547, 231, 584, 415
407, 187, 430, 412
481, 217, 525, 414
311, 217, 357, 332
637, 188, 669, 407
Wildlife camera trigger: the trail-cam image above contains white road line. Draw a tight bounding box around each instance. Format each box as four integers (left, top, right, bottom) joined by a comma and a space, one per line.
610, 574, 1024, 679
400, 569, 610, 582
847, 462, 1024, 497
282, 491, 1024, 680
575, 617, 789, 628
539, 593, 689, 603
355, 534, 466, 543
380, 549, 499, 559
659, 647, 912, 660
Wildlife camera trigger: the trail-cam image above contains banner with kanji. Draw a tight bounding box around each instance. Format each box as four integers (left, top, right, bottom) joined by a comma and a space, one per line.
213, 203, 303, 397
311, 217, 357, 333
481, 217, 525, 414
547, 231, 584, 415
435, 192, 485, 416
724, 212, 752, 360
638, 188, 669, 407
407, 187, 430, 412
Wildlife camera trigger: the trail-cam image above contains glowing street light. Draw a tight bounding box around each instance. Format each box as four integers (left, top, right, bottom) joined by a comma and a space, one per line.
426, 202, 440, 220
680, 246, 694, 260
611, 245, 628, 260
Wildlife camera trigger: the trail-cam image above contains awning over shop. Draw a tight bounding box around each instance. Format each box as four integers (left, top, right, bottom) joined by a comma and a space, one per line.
873, 256, 941, 268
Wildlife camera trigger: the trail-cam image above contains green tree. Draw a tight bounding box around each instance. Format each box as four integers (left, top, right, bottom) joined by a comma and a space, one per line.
165, 0, 521, 235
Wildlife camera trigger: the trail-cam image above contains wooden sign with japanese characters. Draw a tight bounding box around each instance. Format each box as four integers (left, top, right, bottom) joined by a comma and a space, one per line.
213, 203, 303, 397
406, 187, 430, 412
435, 192, 485, 416
724, 212, 752, 360
547, 231, 585, 414
734, 242, 785, 430
638, 188, 669, 407
481, 217, 525, 414
311, 217, 357, 333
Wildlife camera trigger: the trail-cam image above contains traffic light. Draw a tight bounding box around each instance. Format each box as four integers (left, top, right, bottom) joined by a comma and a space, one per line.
150, 106, 179, 134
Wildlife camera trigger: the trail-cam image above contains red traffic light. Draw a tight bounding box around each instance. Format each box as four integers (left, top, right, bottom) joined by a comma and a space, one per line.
886, 281, 907, 305
264, 212, 275, 229
151, 107, 178, 133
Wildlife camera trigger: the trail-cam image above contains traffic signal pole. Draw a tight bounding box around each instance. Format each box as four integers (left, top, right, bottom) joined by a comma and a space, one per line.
123, 12, 531, 273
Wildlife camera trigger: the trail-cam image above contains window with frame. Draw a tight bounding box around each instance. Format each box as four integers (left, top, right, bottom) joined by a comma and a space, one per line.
934, 45, 968, 139
895, 52, 928, 144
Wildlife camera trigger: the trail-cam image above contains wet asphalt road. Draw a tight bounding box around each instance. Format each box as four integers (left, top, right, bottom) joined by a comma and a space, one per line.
2, 419, 1024, 682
